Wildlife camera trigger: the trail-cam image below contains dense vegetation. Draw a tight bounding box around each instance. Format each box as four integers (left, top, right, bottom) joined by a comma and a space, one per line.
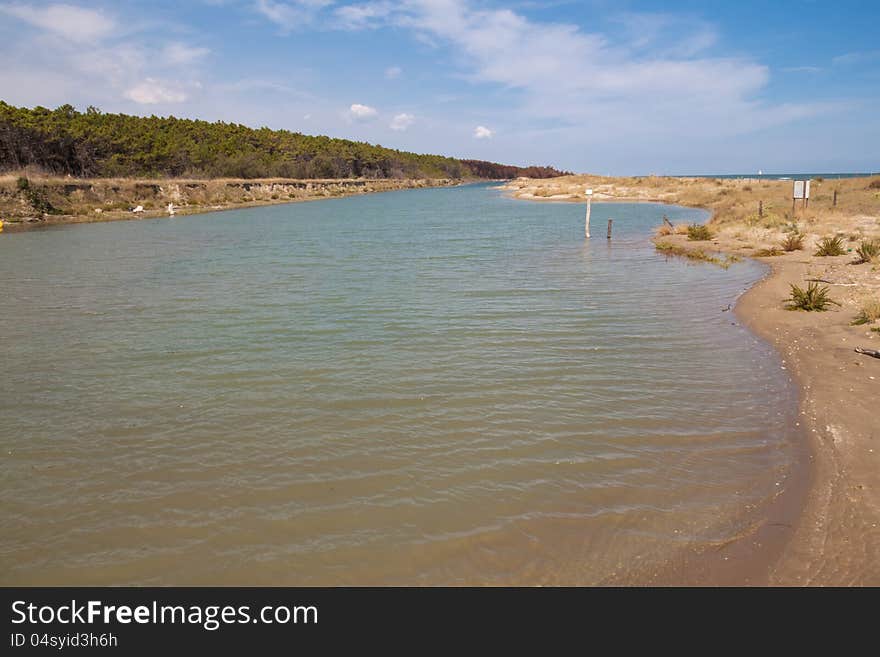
0, 102, 567, 180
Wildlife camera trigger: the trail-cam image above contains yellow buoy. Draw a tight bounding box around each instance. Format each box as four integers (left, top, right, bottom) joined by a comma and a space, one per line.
0, 219, 4, 233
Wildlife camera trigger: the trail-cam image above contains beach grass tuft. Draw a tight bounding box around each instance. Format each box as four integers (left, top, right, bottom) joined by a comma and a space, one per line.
854, 239, 880, 264
786, 282, 838, 311
781, 233, 804, 251
755, 246, 784, 257
687, 224, 713, 241
814, 235, 846, 257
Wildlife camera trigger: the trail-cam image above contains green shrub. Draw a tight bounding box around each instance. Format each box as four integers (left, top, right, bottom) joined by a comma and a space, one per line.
755, 246, 783, 257
687, 224, 713, 241
814, 236, 846, 256
786, 282, 838, 311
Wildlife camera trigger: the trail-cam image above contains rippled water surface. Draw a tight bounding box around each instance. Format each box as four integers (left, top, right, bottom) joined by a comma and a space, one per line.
0, 184, 798, 584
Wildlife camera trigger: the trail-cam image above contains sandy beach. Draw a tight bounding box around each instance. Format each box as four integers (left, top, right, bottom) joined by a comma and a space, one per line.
504, 174, 880, 585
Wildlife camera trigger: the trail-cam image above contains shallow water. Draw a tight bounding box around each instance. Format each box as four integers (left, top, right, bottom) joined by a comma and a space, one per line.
0, 184, 799, 584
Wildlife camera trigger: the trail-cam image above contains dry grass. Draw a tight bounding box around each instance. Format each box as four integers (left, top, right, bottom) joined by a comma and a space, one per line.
655, 241, 739, 269
852, 298, 880, 325
687, 223, 713, 241
503, 174, 880, 243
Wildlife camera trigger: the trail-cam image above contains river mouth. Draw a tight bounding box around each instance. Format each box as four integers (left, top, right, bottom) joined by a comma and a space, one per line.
0, 184, 801, 585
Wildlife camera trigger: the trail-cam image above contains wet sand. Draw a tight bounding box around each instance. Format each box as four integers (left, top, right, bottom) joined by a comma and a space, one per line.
738, 255, 879, 584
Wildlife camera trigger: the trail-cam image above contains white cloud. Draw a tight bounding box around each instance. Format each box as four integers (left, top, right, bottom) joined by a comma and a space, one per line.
349, 102, 378, 119
163, 43, 210, 65
255, 0, 334, 31
124, 78, 189, 104
0, 3, 115, 43
390, 112, 414, 130
473, 125, 493, 139
384, 65, 402, 79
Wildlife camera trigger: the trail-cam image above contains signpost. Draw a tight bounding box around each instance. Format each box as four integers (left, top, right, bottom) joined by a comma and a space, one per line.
792, 180, 810, 213
585, 189, 593, 239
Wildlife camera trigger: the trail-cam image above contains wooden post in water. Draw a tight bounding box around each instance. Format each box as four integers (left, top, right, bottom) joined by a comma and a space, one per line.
607, 219, 613, 239
663, 214, 673, 230
585, 188, 593, 239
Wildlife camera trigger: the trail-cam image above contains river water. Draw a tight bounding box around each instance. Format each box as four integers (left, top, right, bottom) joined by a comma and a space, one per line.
0, 183, 799, 584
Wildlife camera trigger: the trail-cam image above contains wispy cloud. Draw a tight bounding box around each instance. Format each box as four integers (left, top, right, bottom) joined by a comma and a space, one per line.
334, 1, 393, 30
162, 43, 211, 65
782, 66, 822, 73
0, 2, 115, 43
330, 0, 826, 142
473, 125, 493, 139
0, 3, 205, 108
832, 50, 880, 66
255, 0, 335, 32
384, 65, 402, 79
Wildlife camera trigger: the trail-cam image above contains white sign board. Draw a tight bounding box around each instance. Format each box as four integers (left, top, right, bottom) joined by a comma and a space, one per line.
792, 180, 811, 199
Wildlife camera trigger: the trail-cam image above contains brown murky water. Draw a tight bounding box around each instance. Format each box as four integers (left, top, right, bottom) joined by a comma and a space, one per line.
0, 185, 800, 584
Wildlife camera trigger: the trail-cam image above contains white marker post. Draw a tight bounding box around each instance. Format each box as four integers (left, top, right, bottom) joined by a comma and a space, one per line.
585, 188, 593, 239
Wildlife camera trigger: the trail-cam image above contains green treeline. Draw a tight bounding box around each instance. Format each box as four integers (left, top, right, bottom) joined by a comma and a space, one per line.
0, 102, 567, 180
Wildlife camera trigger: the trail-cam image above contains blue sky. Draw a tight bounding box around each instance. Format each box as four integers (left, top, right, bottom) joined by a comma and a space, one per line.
1, 0, 878, 174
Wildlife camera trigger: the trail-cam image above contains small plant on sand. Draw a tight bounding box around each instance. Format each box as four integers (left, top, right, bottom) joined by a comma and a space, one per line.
786, 282, 839, 311
851, 299, 880, 325
854, 239, 880, 264
814, 235, 846, 257
780, 233, 804, 251
867, 178, 880, 190
687, 224, 713, 241
755, 246, 783, 257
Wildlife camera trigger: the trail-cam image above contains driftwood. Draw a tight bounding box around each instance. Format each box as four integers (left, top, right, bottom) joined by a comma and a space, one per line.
806, 278, 880, 289
806, 278, 859, 287
663, 215, 674, 229
855, 347, 880, 359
